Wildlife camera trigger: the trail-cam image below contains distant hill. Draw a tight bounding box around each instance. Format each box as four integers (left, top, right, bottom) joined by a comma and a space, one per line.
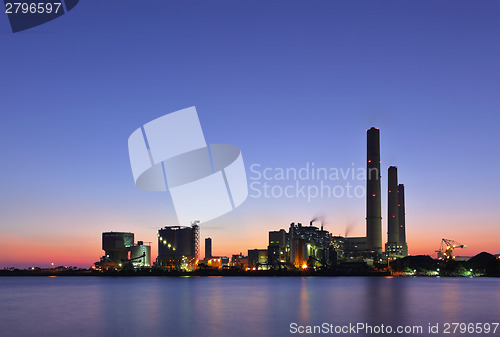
467, 252, 499, 274
391, 255, 437, 272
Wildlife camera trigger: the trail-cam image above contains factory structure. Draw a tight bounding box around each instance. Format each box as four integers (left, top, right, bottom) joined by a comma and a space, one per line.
324, 127, 409, 262
366, 127, 383, 254
95, 232, 151, 270
236, 127, 410, 270
199, 237, 230, 268
263, 221, 337, 269
366, 127, 408, 259
156, 223, 200, 271
95, 127, 409, 271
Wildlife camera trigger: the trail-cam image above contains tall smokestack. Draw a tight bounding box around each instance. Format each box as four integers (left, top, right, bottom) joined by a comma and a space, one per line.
398, 184, 408, 256
366, 127, 382, 254
385, 166, 401, 256
387, 166, 399, 244
205, 237, 212, 259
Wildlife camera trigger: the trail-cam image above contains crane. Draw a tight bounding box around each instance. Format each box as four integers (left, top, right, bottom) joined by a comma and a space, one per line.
436, 238, 467, 261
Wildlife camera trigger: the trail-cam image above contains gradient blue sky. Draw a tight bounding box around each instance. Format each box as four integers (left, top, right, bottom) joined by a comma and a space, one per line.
0, 0, 499, 267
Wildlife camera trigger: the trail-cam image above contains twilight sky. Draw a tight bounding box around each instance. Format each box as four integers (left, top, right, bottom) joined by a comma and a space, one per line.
0, 0, 499, 268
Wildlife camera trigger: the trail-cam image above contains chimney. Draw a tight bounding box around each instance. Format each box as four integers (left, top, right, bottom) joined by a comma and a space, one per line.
366, 127, 382, 254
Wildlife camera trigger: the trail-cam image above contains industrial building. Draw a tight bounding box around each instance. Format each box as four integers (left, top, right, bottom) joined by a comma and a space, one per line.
130, 241, 152, 268
288, 222, 334, 268
199, 237, 229, 269
156, 224, 199, 271
95, 232, 151, 270
206, 257, 230, 269
268, 229, 287, 268
230, 253, 248, 269
263, 221, 338, 270
248, 249, 268, 268
344, 237, 367, 257
102, 231, 134, 262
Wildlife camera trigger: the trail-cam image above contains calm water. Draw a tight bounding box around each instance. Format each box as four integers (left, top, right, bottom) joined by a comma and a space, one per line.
1, 277, 499, 337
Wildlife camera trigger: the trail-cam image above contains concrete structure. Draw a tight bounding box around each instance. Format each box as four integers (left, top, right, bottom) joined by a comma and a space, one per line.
248, 249, 268, 268
398, 184, 408, 256
385, 166, 405, 257
97, 232, 152, 270
331, 236, 346, 261
366, 127, 382, 254
206, 257, 229, 268
157, 225, 199, 270
230, 253, 248, 269
205, 237, 212, 259
130, 241, 151, 268
102, 232, 134, 263
344, 237, 367, 252
385, 166, 400, 255
207, 258, 222, 269
267, 229, 287, 268
289, 222, 333, 268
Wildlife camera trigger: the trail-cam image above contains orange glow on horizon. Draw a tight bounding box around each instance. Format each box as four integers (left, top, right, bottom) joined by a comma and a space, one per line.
1, 214, 499, 269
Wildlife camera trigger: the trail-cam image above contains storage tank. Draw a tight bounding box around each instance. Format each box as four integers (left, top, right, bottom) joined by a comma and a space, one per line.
130, 241, 151, 268
157, 226, 197, 269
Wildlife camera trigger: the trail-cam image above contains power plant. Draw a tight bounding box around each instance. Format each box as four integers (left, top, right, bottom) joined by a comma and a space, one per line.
93, 126, 413, 272
246, 221, 341, 270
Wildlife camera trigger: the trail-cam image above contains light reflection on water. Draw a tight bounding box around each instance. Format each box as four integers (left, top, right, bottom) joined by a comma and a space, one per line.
0, 276, 499, 337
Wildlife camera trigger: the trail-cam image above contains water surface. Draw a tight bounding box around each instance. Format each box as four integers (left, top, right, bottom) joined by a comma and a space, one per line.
1, 277, 499, 337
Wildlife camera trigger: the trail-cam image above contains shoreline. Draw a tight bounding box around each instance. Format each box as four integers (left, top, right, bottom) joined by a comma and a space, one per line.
1, 269, 498, 277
